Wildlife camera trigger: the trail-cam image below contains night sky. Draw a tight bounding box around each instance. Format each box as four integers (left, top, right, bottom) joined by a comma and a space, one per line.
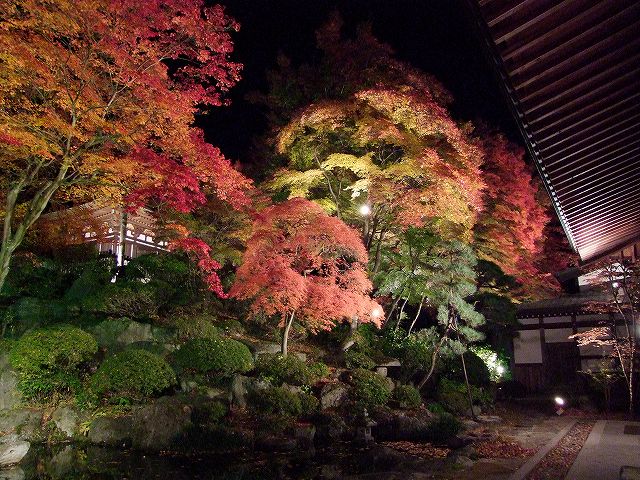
200, 0, 521, 164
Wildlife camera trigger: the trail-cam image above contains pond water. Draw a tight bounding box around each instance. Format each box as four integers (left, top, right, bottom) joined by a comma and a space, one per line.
5, 442, 417, 480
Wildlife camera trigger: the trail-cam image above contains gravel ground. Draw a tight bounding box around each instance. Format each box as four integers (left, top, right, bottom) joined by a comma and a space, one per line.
524, 421, 595, 480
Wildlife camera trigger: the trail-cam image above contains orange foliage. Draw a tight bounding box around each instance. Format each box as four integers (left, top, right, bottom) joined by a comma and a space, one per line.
230, 198, 384, 332
475, 134, 559, 298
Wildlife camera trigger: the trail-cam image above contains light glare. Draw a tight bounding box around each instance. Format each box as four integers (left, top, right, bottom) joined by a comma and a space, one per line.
359, 204, 371, 216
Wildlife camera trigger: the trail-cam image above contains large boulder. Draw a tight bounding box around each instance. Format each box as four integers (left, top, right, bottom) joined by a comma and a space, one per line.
117, 321, 153, 345
240, 340, 281, 359
130, 397, 192, 450
87, 416, 133, 447
0, 434, 29, 467
0, 353, 20, 411
87, 397, 194, 451
51, 406, 85, 438
230, 375, 269, 408
0, 409, 44, 442
0, 467, 24, 480
320, 383, 349, 410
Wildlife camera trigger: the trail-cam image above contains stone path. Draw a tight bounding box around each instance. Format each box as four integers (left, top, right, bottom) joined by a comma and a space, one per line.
448, 412, 574, 480
565, 420, 640, 480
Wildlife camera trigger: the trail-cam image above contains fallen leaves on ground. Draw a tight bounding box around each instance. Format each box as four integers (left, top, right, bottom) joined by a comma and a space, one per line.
525, 421, 594, 480
381, 441, 450, 458
474, 436, 534, 458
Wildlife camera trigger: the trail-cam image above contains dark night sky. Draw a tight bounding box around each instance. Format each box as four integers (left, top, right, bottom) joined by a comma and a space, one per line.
200, 0, 521, 163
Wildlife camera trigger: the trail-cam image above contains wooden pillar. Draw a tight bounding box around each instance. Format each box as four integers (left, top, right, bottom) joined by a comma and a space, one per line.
539, 314, 546, 390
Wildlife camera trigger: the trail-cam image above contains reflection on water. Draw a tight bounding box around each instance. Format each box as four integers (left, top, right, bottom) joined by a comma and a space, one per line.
5, 443, 394, 480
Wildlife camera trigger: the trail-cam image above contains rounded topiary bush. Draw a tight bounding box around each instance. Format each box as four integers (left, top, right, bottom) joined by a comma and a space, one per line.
91, 349, 176, 399
255, 354, 320, 386
251, 386, 303, 417
393, 384, 422, 409
10, 324, 98, 399
174, 336, 253, 377
350, 368, 391, 409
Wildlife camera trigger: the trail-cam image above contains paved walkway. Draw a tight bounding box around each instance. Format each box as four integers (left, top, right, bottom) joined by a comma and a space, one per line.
565, 420, 640, 480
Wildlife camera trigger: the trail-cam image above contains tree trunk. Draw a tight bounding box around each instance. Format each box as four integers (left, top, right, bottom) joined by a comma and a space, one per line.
628, 362, 634, 416
394, 297, 409, 331
116, 210, 128, 267
460, 349, 477, 420
281, 311, 295, 356
407, 296, 425, 336
0, 161, 72, 293
0, 245, 13, 296
417, 329, 451, 390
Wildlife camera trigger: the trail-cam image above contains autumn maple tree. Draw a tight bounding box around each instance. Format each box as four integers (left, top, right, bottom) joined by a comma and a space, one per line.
230, 198, 384, 356
0, 0, 251, 292
570, 260, 640, 414
269, 87, 484, 272
474, 133, 556, 298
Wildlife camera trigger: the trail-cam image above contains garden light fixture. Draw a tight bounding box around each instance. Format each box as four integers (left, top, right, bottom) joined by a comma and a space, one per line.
359, 204, 371, 216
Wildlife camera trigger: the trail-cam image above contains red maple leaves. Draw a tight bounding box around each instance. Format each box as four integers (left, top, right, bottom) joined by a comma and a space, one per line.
230, 198, 384, 331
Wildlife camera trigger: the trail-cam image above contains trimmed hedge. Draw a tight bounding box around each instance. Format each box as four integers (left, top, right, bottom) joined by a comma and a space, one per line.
174, 336, 253, 377
350, 368, 391, 409
255, 354, 325, 386
91, 349, 176, 399
10, 325, 98, 399
251, 386, 303, 417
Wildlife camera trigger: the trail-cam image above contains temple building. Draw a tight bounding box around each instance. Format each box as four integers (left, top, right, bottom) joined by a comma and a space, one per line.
39, 202, 167, 265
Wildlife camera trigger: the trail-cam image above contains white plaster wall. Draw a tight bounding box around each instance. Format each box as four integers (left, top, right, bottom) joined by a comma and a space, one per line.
543, 315, 571, 324
518, 318, 539, 325
544, 328, 574, 343
514, 330, 542, 364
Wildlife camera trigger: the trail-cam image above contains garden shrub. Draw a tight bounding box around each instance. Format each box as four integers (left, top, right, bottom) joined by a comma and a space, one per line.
91, 349, 176, 399
397, 328, 444, 381
437, 378, 492, 414
7, 297, 68, 335
122, 253, 205, 308
174, 313, 219, 341
299, 391, 320, 415
426, 402, 446, 415
209, 401, 228, 423
393, 384, 422, 409
446, 350, 491, 386
87, 283, 161, 321
255, 354, 319, 386
344, 348, 376, 370
308, 361, 330, 381
10, 325, 98, 399
436, 379, 468, 414
64, 258, 114, 305
174, 336, 253, 377
423, 413, 461, 443
251, 386, 303, 417
350, 368, 391, 409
